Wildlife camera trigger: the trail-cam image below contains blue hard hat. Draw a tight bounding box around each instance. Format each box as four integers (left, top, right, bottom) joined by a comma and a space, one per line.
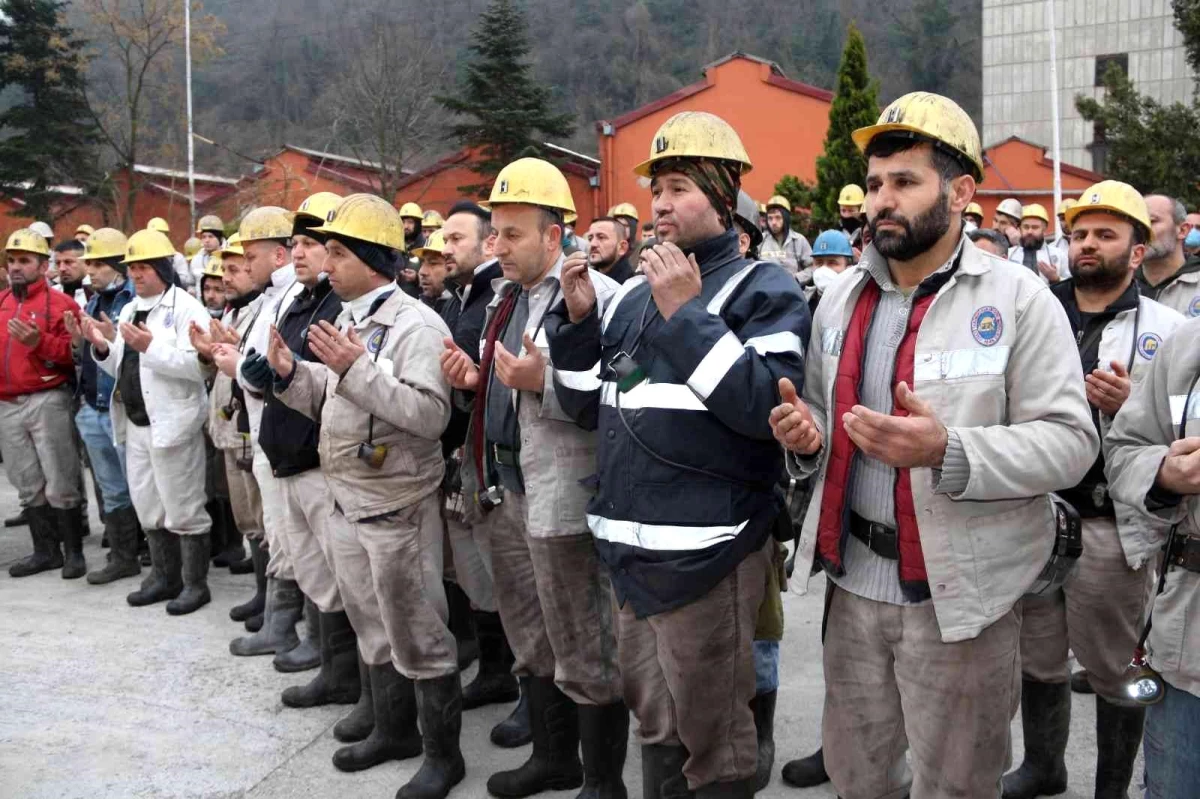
1186, 228, 1200, 249
813, 229, 853, 258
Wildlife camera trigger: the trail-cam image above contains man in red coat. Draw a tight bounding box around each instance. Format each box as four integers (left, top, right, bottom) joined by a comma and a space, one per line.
0, 228, 85, 578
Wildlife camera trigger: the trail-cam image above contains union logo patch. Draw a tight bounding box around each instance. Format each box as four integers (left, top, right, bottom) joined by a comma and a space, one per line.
970, 306, 1003, 347
1189, 295, 1200, 318
1137, 332, 1162, 360
367, 327, 387, 354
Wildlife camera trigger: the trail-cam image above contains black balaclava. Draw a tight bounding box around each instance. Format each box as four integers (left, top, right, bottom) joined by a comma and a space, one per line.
331, 235, 400, 279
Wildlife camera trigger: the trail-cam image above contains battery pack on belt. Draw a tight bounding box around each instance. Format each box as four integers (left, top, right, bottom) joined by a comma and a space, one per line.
1166, 534, 1200, 573
1025, 493, 1083, 597
492, 444, 519, 468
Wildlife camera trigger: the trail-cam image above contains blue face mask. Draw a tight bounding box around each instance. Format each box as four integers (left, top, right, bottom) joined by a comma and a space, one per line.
1185, 229, 1200, 250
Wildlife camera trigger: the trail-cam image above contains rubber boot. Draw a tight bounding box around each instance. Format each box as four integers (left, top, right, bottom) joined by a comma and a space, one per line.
491, 678, 533, 748
167, 534, 212, 615
4, 506, 29, 527
1002, 678, 1070, 799
334, 654, 375, 742
1094, 696, 1145, 799
245, 612, 264, 632
58, 506, 87, 579
8, 505, 62, 577
228, 525, 257, 575
780, 746, 828, 788
486, 676, 583, 797
642, 744, 691, 799
211, 499, 245, 568
230, 577, 303, 656
229, 538, 267, 622
332, 662, 423, 772
446, 581, 479, 670
127, 529, 183, 606
695, 778, 755, 798
87, 505, 141, 584
577, 701, 629, 799
750, 690, 776, 792
283, 610, 361, 708
463, 610, 519, 710
1071, 669, 1094, 695
274, 597, 321, 672
398, 674, 467, 799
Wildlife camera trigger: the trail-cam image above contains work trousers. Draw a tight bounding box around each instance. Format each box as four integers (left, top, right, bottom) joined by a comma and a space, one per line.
616, 537, 770, 790
124, 424, 209, 536
490, 490, 621, 707
276, 468, 342, 613
326, 491, 457, 679
0, 387, 82, 509
445, 514, 496, 612
223, 447, 264, 541
74, 403, 131, 513
1019, 516, 1153, 703
251, 448, 292, 579
822, 586, 1021, 799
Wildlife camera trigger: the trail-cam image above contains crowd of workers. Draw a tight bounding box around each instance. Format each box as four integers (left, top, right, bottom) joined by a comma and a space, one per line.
1, 89, 1199, 799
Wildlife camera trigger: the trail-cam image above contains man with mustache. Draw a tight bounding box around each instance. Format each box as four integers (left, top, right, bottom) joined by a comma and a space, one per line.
1007, 203, 1068, 284
584, 216, 634, 284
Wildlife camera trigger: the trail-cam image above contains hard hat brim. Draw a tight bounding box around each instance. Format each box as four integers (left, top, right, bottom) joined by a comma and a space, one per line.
1064, 203, 1149, 234
633, 155, 753, 179
852, 123, 985, 182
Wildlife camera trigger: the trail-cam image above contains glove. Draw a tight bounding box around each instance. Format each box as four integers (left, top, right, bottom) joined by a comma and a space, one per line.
241, 347, 274, 391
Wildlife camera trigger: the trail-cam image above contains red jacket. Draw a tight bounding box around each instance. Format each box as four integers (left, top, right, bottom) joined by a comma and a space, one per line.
0, 278, 79, 400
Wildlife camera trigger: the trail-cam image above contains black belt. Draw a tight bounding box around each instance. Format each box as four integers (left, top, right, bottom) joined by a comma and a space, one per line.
1166, 534, 1200, 573
491, 443, 519, 468
849, 512, 899, 560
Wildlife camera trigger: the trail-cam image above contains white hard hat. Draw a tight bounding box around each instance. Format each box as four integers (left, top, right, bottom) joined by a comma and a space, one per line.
996, 198, 1023, 221
29, 221, 53, 239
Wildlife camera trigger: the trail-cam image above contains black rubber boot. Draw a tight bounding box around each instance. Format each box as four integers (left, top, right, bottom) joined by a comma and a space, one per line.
283, 610, 361, 708
1002, 678, 1070, 799
4, 507, 29, 527
58, 506, 87, 579
780, 746, 828, 788
577, 701, 629, 799
8, 505, 62, 577
245, 612, 264, 632
398, 674, 467, 799
695, 778, 755, 798
230, 577, 303, 656
486, 676, 583, 797
750, 690, 776, 792
1094, 696, 1145, 799
642, 744, 690, 799
334, 654, 375, 742
446, 581, 479, 670
229, 538, 267, 622
127, 529, 183, 606
87, 505, 142, 584
463, 610, 519, 710
167, 534, 212, 615
491, 678, 533, 748
211, 499, 245, 568
1071, 669, 1094, 695
332, 662, 423, 772
274, 596, 321, 672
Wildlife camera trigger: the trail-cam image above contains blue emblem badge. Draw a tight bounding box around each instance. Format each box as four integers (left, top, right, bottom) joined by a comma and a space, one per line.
367, 327, 386, 354
970, 306, 1003, 347
1137, 332, 1162, 360
1189, 295, 1200, 317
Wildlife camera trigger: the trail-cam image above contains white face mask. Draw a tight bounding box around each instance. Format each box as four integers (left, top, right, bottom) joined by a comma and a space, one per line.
963, 219, 979, 233
812, 266, 842, 293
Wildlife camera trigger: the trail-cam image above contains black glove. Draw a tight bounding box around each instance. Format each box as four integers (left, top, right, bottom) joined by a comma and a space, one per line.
241, 347, 274, 391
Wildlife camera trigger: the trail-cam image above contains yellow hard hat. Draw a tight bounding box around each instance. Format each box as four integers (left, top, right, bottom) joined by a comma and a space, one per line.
238, 206, 293, 243
398, 202, 424, 221
4, 228, 50, 257
196, 214, 224, 234
147, 217, 170, 234
1056, 198, 1077, 215
203, 252, 224, 278
422, 210, 444, 229
413, 229, 446, 259
488, 157, 576, 214
183, 236, 202, 258
1065, 180, 1152, 237
964, 202, 984, 218
221, 233, 244, 257
295, 191, 343, 226
1021, 203, 1050, 224
564, 211, 578, 225
757, 202, 767, 215
609, 203, 638, 220
122, 228, 177, 264
838, 184, 865, 207
82, 228, 128, 261
765, 195, 791, 212
634, 111, 752, 178
310, 193, 406, 252
852, 91, 984, 182
75, 223, 95, 236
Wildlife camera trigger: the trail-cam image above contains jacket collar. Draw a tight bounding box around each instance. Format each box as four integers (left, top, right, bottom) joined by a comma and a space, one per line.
1135, 254, 1200, 292
688, 228, 742, 269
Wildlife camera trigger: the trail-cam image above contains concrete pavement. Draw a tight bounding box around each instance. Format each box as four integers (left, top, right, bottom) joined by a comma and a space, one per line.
0, 477, 1143, 798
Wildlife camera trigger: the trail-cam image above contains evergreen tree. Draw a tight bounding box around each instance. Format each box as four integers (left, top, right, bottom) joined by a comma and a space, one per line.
438, 0, 575, 195
810, 23, 879, 230
0, 0, 99, 221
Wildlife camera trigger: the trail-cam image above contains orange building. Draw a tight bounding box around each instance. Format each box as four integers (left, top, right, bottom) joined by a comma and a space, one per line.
975, 137, 1104, 228
238, 145, 407, 213
595, 52, 833, 225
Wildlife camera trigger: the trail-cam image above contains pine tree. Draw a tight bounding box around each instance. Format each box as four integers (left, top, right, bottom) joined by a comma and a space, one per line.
810, 23, 879, 230
0, 0, 99, 221
438, 0, 575, 195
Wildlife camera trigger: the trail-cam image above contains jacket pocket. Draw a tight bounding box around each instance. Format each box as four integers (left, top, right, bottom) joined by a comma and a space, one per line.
964, 498, 1052, 616
1147, 570, 1198, 678
553, 442, 596, 531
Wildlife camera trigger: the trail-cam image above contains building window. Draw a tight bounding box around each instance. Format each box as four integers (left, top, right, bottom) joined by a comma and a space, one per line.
1095, 53, 1128, 85
1088, 121, 1108, 174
